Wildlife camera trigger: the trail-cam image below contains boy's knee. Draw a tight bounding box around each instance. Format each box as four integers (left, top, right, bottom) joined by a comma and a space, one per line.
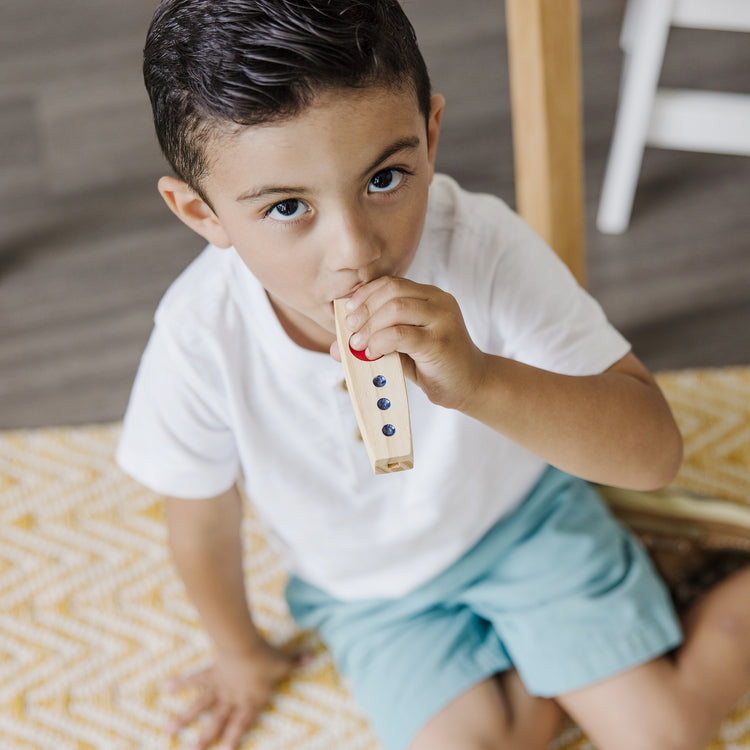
577, 688, 711, 750
629, 732, 701, 750
408, 717, 560, 750
406, 671, 562, 750
409, 736, 550, 750
609, 708, 706, 750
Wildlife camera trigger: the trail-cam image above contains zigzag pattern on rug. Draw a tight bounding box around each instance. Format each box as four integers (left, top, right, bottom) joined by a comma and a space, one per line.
1, 368, 749, 749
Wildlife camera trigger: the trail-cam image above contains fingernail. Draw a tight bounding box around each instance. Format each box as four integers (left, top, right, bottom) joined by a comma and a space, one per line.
345, 313, 360, 328
350, 332, 364, 349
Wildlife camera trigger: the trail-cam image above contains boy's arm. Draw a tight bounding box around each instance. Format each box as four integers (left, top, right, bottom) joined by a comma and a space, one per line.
459, 350, 683, 491
166, 484, 264, 653
164, 485, 303, 749
342, 278, 682, 492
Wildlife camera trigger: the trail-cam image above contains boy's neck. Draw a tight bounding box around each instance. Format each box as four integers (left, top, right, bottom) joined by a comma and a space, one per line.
266, 292, 333, 354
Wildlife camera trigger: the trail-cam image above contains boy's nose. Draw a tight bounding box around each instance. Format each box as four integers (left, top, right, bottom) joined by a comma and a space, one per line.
327, 211, 381, 271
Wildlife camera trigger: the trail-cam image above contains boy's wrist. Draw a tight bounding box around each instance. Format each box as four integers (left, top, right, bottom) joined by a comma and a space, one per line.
182, 582, 265, 659
210, 618, 268, 657
456, 352, 503, 420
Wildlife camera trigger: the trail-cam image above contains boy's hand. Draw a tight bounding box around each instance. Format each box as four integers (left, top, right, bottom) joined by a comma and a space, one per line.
164, 640, 309, 750
336, 277, 486, 411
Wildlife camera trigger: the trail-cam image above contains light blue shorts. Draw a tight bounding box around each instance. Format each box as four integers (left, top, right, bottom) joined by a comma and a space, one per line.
286, 467, 682, 750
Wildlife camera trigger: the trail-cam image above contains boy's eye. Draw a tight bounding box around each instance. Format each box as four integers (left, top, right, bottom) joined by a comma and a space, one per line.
368, 168, 404, 194
266, 198, 309, 221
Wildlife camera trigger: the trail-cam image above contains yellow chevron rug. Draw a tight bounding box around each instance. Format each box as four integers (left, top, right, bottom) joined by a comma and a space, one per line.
1, 366, 750, 749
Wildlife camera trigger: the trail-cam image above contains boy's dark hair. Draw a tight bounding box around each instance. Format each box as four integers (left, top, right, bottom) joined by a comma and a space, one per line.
143, 0, 432, 203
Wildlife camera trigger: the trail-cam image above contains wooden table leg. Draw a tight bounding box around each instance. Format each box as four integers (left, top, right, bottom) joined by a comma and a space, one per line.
505, 0, 586, 285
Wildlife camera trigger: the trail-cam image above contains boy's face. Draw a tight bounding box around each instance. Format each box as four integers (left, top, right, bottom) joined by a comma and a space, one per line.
161, 87, 444, 352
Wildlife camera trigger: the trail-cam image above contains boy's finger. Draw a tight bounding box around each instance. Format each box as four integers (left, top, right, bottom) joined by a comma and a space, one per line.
166, 691, 215, 734
193, 704, 232, 750
348, 287, 434, 341
163, 667, 209, 693
344, 275, 394, 309
218, 706, 257, 750
346, 276, 426, 320
399, 353, 418, 384
329, 339, 341, 362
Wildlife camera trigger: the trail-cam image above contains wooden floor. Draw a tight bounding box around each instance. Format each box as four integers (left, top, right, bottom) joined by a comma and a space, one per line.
1, 0, 749, 429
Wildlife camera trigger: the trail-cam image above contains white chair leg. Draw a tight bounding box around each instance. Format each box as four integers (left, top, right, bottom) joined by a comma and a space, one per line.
597, 0, 675, 234
620, 0, 646, 53
618, 0, 647, 107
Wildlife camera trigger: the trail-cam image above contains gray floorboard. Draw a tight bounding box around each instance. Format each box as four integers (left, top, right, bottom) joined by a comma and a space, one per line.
1, 0, 748, 428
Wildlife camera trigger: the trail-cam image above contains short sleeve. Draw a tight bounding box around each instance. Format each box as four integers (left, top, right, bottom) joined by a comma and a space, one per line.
116, 325, 239, 499
483, 207, 631, 376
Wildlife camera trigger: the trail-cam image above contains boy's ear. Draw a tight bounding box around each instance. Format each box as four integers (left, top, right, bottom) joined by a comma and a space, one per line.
157, 176, 232, 249
426, 94, 445, 182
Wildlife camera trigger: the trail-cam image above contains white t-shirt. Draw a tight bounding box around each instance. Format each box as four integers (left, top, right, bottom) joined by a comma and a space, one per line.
117, 174, 630, 600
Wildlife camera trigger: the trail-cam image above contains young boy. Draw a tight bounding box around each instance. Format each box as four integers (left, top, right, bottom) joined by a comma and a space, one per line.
117, 1, 750, 749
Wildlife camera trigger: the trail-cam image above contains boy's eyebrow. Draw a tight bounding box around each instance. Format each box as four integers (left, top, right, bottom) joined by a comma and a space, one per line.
237, 184, 309, 203
358, 136, 421, 180
235, 136, 422, 204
